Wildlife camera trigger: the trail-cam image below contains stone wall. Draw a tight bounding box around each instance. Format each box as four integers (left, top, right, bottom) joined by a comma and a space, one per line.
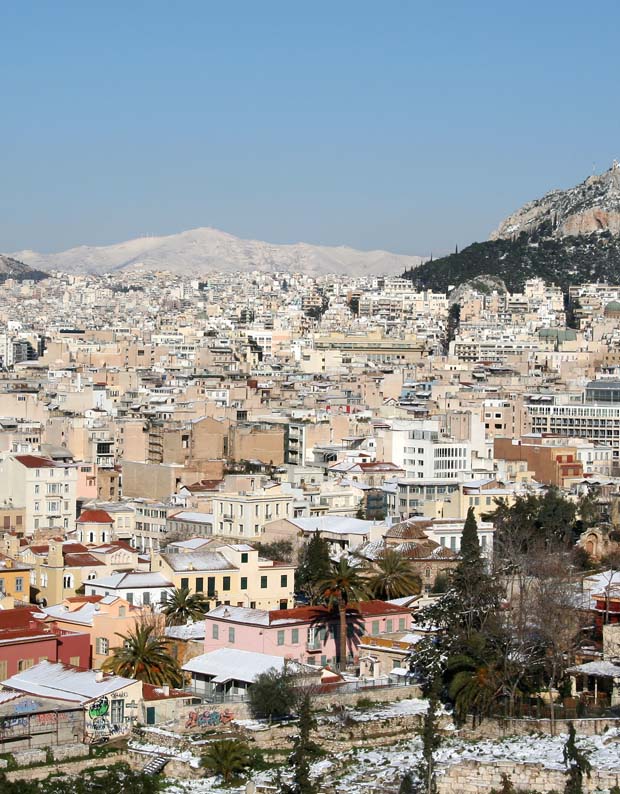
437, 760, 620, 794
464, 716, 620, 740
5, 752, 136, 783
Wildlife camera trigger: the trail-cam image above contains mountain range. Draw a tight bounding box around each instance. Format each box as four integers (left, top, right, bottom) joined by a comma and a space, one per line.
406, 161, 620, 293
10, 227, 426, 276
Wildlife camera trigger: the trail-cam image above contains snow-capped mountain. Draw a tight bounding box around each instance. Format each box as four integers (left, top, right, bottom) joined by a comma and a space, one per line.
491, 160, 620, 240
11, 227, 425, 276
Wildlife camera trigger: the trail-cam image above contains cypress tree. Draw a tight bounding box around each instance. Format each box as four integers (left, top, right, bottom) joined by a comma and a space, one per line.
416, 680, 442, 794
282, 693, 319, 794
563, 723, 591, 794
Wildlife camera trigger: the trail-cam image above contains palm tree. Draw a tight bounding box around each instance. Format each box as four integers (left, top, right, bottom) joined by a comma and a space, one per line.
102, 620, 183, 687
201, 739, 253, 784
367, 549, 422, 600
317, 558, 370, 668
162, 586, 210, 626
446, 651, 502, 726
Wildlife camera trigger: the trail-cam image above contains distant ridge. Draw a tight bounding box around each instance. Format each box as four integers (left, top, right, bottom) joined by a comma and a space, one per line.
0, 254, 47, 283
406, 162, 620, 292
12, 227, 426, 276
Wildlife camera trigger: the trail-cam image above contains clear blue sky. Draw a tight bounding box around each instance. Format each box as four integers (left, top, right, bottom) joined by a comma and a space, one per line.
1, 0, 619, 257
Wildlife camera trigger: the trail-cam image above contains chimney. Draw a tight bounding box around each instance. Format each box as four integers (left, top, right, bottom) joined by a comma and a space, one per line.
162, 684, 170, 696
95, 670, 104, 682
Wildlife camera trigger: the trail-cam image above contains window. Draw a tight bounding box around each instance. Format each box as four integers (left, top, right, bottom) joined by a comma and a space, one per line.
111, 699, 125, 724
240, 577, 248, 590
196, 577, 204, 592
143, 592, 151, 606
62, 575, 73, 590
398, 618, 406, 631
126, 592, 134, 605
280, 574, 288, 588
212, 624, 219, 640
260, 576, 267, 589
69, 656, 80, 667
119, 606, 126, 617
160, 591, 168, 604
222, 576, 231, 591
207, 577, 216, 597
18, 659, 34, 671
181, 577, 189, 591
291, 628, 299, 644
96, 638, 109, 655
277, 630, 285, 646
386, 619, 393, 633
0, 578, 4, 593
0, 661, 7, 679
35, 484, 39, 494
371, 621, 380, 636
241, 552, 248, 563
228, 627, 235, 643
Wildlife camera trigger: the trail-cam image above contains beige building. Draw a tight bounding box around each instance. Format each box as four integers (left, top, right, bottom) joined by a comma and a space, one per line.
0, 454, 77, 535
212, 486, 294, 541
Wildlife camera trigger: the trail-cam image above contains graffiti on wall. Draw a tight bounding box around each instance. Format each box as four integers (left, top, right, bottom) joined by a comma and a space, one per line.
185, 708, 234, 729
88, 697, 110, 720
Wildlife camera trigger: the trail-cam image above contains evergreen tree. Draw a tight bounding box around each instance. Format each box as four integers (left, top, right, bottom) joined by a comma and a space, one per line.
248, 664, 297, 721
296, 533, 331, 603
416, 680, 442, 794
398, 771, 415, 794
563, 723, 591, 794
281, 693, 320, 794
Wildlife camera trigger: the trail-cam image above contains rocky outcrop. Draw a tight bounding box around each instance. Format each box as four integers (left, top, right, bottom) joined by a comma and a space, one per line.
491, 161, 620, 240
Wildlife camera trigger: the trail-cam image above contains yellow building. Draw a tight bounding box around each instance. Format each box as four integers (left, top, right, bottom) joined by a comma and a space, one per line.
154, 542, 295, 610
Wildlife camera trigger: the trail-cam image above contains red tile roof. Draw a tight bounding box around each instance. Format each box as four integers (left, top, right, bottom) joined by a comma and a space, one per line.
77, 509, 114, 524
14, 455, 55, 469
63, 553, 105, 568
268, 600, 410, 624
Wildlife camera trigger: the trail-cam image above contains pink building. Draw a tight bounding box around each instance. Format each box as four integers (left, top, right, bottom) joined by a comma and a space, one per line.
203, 601, 411, 667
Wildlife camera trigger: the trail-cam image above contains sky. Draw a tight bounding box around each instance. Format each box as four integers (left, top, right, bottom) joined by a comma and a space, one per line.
1, 0, 620, 257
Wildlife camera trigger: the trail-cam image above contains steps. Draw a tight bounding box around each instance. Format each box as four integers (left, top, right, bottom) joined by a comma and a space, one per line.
142, 755, 169, 775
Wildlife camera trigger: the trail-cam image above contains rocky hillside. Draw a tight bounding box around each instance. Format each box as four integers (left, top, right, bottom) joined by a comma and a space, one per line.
492, 161, 620, 240
12, 227, 426, 276
406, 163, 620, 293
0, 254, 47, 282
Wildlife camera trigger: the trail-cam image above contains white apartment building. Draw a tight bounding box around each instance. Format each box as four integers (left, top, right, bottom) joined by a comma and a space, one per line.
129, 499, 170, 553
380, 420, 472, 480
0, 454, 77, 534
212, 488, 294, 540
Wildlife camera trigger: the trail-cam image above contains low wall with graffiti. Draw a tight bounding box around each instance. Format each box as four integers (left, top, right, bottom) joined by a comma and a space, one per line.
0, 704, 84, 753
178, 701, 249, 731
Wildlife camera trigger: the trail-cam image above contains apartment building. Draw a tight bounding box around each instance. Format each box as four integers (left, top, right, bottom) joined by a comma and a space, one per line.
212, 488, 294, 541
0, 454, 77, 534
154, 543, 295, 610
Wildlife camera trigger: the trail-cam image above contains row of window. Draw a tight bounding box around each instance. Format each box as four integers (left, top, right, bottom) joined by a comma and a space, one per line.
179, 574, 288, 593
0, 577, 23, 592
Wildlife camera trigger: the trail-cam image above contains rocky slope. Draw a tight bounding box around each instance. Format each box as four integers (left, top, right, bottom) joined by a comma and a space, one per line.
406, 162, 620, 292
491, 161, 620, 240
12, 227, 426, 276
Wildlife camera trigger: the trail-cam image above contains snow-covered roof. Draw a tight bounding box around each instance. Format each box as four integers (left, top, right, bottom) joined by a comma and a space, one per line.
182, 648, 308, 684
88, 571, 173, 590
160, 551, 236, 572
567, 660, 620, 678
2, 660, 137, 703
165, 620, 207, 641
169, 511, 213, 524
290, 516, 376, 535
167, 537, 213, 551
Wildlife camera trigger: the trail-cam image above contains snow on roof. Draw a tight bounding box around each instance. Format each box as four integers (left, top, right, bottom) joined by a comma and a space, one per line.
160, 551, 235, 572
88, 571, 173, 590
182, 648, 309, 684
169, 511, 213, 524
290, 516, 376, 535
167, 537, 213, 551
165, 620, 207, 641
2, 660, 137, 703
566, 660, 620, 678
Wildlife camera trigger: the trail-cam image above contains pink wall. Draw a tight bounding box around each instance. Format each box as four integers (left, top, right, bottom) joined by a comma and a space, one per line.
203, 610, 409, 664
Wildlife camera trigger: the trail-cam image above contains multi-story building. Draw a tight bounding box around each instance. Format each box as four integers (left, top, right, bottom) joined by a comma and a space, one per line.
0, 454, 77, 534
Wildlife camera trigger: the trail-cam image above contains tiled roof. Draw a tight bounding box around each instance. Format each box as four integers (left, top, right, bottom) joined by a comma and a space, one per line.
14, 455, 55, 469
77, 509, 114, 524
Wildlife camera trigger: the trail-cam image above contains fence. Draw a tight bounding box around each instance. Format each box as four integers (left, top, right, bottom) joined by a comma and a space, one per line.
183, 675, 417, 704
